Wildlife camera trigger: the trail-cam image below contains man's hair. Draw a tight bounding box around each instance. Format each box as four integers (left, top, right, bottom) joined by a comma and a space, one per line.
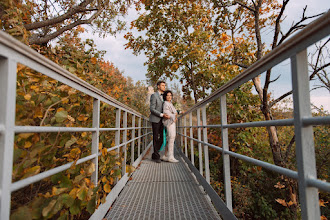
163, 90, 173, 101
157, 81, 166, 86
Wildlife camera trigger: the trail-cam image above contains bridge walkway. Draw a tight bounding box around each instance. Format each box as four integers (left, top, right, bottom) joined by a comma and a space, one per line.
105, 149, 221, 220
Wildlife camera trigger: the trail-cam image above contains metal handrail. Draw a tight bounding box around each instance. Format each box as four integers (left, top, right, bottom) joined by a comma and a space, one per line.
177, 11, 330, 220
0, 30, 152, 220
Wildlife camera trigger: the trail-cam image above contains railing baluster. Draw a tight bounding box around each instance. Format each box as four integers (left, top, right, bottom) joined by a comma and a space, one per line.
197, 108, 203, 175
291, 49, 320, 220
143, 119, 147, 151
122, 111, 127, 176
115, 108, 121, 183
131, 115, 136, 164
184, 115, 188, 157
189, 112, 194, 166
138, 117, 142, 157
202, 106, 210, 184
220, 95, 233, 211
0, 58, 17, 219
91, 98, 100, 186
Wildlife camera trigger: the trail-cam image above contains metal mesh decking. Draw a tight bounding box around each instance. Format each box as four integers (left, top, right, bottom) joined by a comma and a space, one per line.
105, 150, 221, 220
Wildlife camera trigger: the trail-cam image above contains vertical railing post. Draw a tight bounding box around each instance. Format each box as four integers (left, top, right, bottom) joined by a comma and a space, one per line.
184, 115, 188, 157
138, 117, 141, 157
91, 98, 100, 186
131, 115, 136, 164
0, 58, 17, 219
122, 111, 127, 176
189, 112, 194, 166
197, 108, 203, 175
180, 118, 183, 148
202, 106, 210, 184
220, 95, 233, 211
291, 49, 320, 220
143, 119, 147, 152
115, 108, 121, 183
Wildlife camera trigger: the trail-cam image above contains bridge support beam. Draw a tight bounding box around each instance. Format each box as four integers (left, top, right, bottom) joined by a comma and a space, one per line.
220, 95, 233, 212
184, 115, 188, 157
91, 98, 100, 186
189, 112, 195, 166
197, 108, 203, 176
0, 58, 17, 220
291, 49, 320, 220
202, 106, 210, 184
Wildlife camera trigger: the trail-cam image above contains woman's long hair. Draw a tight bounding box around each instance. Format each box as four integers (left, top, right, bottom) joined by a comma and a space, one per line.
163, 90, 173, 101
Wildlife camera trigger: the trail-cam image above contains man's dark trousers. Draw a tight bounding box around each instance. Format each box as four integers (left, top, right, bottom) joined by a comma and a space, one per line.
151, 120, 164, 160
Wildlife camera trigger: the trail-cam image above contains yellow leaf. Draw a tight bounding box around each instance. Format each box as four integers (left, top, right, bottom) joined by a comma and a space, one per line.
98, 143, 103, 150
109, 177, 114, 185
101, 176, 107, 183
77, 115, 88, 121
18, 133, 34, 139
275, 198, 287, 207
102, 148, 107, 157
319, 199, 328, 207
103, 183, 111, 193
115, 161, 121, 166
91, 57, 97, 64
67, 115, 75, 122
57, 107, 65, 112
30, 85, 39, 92
109, 150, 117, 156
62, 97, 69, 104
24, 94, 31, 100
81, 132, 87, 137
86, 163, 95, 175
24, 141, 32, 148
321, 215, 327, 220
69, 188, 78, 199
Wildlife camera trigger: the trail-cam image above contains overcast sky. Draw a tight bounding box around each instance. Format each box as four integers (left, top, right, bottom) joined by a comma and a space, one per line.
80, 0, 330, 111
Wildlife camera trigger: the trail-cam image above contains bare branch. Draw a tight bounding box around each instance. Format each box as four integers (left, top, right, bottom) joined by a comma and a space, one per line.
284, 135, 295, 163
234, 0, 255, 12
233, 62, 248, 69
272, 0, 290, 49
278, 7, 324, 45
269, 74, 281, 84
269, 90, 293, 107
29, 8, 104, 45
24, 0, 94, 31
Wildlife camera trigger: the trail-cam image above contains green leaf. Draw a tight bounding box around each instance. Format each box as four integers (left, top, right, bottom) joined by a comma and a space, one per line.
69, 200, 81, 215
57, 210, 69, 220
11, 206, 32, 220
65, 137, 77, 148
55, 111, 68, 123
13, 147, 23, 163
59, 193, 74, 208
87, 196, 96, 214
77, 186, 88, 201
42, 199, 56, 217
22, 166, 41, 179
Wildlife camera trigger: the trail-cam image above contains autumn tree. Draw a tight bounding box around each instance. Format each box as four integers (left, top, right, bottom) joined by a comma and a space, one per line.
125, 0, 219, 103
212, 0, 329, 217
0, 0, 134, 45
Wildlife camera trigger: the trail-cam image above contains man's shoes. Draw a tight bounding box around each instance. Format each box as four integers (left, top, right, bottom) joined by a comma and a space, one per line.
168, 157, 179, 163
152, 158, 161, 163
161, 155, 168, 162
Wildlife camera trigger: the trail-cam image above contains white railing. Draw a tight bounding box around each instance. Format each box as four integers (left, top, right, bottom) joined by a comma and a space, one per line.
0, 30, 152, 219
177, 11, 330, 220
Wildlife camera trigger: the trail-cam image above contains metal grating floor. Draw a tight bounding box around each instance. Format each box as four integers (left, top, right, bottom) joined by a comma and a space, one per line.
105, 149, 221, 220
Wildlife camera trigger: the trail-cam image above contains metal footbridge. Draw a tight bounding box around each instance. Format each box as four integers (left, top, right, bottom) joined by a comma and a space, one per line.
0, 11, 329, 220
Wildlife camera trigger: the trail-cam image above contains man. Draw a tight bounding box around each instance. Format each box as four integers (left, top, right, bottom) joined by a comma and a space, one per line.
149, 81, 170, 163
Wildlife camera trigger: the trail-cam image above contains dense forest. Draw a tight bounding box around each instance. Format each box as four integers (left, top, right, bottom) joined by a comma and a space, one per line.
1, 0, 329, 219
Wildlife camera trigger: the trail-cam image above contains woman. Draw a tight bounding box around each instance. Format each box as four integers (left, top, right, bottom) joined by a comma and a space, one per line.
161, 90, 179, 163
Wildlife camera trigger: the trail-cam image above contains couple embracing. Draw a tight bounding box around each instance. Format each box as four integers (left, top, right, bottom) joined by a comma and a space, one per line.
149, 81, 179, 163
